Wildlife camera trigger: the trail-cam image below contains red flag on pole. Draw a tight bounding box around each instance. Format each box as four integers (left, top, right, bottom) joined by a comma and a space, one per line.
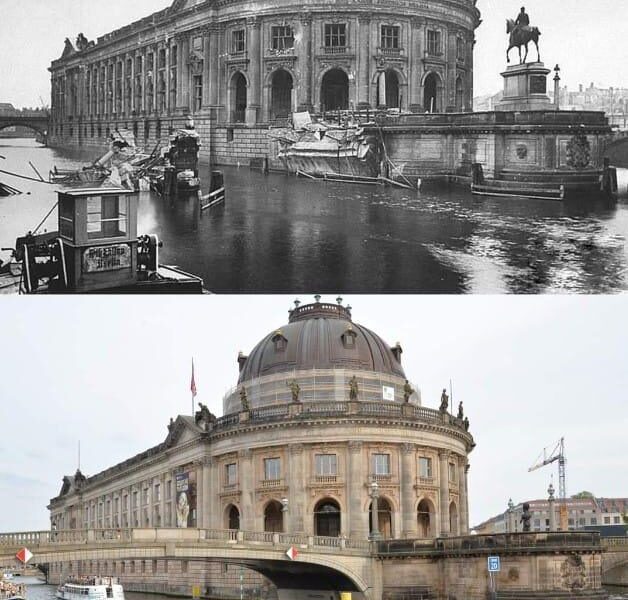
191, 359, 197, 398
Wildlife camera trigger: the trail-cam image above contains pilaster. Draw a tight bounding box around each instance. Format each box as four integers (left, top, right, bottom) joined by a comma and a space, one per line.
401, 443, 416, 538
246, 17, 261, 124
438, 450, 450, 536
357, 14, 371, 108
348, 441, 367, 538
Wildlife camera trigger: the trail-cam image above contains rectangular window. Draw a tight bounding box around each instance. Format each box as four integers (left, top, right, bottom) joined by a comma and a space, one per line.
590, 518, 597, 525
86, 195, 127, 239
381, 26, 399, 49
271, 26, 294, 51
534, 519, 541, 527
315, 454, 337, 476
448, 462, 457, 482
604, 516, 610, 524
427, 30, 442, 55
132, 491, 138, 508
143, 488, 149, 505
59, 196, 75, 240
165, 480, 172, 500
225, 463, 238, 485
154, 483, 161, 502
193, 75, 202, 111
568, 518, 575, 525
264, 457, 281, 480
324, 24, 346, 48
614, 516, 621, 524
371, 453, 390, 476
232, 30, 245, 53
419, 457, 432, 478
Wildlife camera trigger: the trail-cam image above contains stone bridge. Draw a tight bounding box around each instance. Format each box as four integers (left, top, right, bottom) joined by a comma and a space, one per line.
0, 528, 378, 600
0, 111, 50, 138
601, 537, 628, 587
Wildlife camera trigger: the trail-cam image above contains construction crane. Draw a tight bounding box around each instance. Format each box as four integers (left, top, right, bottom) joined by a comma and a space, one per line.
529, 437, 567, 529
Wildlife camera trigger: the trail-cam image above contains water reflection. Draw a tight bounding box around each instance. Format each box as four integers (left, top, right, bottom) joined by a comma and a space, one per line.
1, 138, 626, 293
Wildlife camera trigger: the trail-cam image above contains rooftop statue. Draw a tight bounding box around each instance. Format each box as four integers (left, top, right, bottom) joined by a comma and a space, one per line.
349, 375, 359, 401
457, 401, 464, 420
403, 380, 414, 403
506, 7, 541, 64
287, 380, 301, 402
439, 388, 449, 413
240, 386, 250, 411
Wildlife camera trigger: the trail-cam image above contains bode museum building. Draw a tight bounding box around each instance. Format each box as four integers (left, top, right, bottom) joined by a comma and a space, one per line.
47, 0, 481, 161
48, 300, 474, 595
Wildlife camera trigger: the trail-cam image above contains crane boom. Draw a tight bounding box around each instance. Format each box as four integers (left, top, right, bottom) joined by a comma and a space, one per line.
528, 437, 566, 500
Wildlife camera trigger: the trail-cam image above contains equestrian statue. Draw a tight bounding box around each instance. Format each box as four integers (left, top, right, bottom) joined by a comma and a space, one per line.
506, 6, 541, 64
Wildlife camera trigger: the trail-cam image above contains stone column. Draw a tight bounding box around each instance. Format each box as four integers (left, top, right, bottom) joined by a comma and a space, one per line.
209, 458, 221, 529
239, 449, 254, 531
196, 462, 204, 528
401, 443, 416, 538
409, 18, 422, 111
159, 474, 166, 528
458, 457, 468, 534
152, 49, 159, 115
378, 71, 387, 108
446, 30, 457, 112
347, 442, 367, 538
297, 14, 313, 111
208, 25, 220, 111
288, 444, 305, 533
438, 450, 450, 536
357, 14, 371, 108
202, 458, 211, 529
246, 17, 261, 124
176, 35, 185, 112
181, 36, 190, 112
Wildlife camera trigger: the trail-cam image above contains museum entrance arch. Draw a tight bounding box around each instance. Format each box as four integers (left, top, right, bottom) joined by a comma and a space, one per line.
313, 499, 341, 537
226, 504, 240, 530
264, 500, 284, 532
321, 69, 349, 112
417, 499, 435, 538
369, 498, 393, 538
449, 501, 459, 536
271, 69, 293, 120
423, 72, 441, 113
230, 72, 247, 123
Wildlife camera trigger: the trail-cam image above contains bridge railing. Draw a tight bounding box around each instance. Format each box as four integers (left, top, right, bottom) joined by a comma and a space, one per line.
601, 536, 628, 548
0, 528, 373, 554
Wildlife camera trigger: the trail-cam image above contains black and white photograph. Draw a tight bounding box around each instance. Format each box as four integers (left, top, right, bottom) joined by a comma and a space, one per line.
0, 1, 627, 600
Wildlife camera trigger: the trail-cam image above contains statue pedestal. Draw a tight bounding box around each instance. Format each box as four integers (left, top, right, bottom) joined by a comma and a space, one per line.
496, 62, 552, 111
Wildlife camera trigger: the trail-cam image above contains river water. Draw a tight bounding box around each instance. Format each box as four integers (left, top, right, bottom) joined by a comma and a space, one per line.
16, 577, 628, 600
1, 138, 628, 293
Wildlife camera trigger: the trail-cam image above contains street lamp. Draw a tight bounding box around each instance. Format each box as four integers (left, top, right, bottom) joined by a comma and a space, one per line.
507, 498, 514, 533
281, 497, 289, 513
369, 481, 382, 541
553, 64, 561, 111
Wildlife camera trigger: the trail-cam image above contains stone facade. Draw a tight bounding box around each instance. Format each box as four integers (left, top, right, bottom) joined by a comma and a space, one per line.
47, 0, 481, 162
48, 300, 474, 597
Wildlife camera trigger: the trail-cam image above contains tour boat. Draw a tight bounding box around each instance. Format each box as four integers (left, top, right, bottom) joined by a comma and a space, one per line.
56, 577, 124, 600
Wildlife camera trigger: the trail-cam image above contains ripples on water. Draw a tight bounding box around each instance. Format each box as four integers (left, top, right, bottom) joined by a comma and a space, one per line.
1, 138, 627, 293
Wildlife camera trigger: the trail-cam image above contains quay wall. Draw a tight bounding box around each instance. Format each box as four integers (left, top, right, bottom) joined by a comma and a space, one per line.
47, 110, 611, 181
47, 558, 275, 600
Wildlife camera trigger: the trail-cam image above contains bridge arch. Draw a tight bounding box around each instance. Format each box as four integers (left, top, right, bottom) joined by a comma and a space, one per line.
0, 121, 47, 136
603, 135, 628, 168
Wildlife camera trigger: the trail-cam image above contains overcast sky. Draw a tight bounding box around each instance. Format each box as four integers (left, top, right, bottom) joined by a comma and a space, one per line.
1, 0, 626, 109
0, 295, 626, 533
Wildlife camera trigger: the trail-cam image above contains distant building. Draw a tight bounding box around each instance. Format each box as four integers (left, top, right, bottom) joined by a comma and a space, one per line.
474, 495, 628, 535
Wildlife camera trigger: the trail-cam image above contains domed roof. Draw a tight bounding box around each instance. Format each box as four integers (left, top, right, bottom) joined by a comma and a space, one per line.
237, 301, 405, 383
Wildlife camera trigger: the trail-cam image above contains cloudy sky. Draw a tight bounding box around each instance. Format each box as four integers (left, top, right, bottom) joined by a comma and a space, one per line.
1, 0, 626, 108
0, 295, 626, 533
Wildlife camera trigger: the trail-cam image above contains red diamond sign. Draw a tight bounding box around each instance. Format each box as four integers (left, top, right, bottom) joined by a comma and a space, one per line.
285, 546, 298, 560
16, 548, 33, 563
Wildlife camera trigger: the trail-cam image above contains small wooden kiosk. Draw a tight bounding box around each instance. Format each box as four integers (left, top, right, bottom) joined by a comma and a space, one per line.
57, 185, 139, 292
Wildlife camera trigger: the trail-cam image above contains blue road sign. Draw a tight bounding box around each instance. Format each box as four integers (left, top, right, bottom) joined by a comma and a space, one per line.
488, 556, 501, 572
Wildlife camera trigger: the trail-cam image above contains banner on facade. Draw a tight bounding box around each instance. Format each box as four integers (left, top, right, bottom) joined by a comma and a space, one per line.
175, 471, 197, 528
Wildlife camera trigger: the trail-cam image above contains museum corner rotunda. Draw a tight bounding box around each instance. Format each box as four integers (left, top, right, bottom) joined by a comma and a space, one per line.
49, 298, 474, 549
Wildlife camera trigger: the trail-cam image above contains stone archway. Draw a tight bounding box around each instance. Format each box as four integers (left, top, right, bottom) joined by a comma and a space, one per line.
264, 500, 284, 532
226, 504, 240, 530
449, 501, 459, 536
369, 497, 393, 538
230, 72, 247, 123
417, 498, 435, 538
271, 69, 293, 120
313, 499, 341, 537
321, 68, 349, 112
423, 72, 442, 113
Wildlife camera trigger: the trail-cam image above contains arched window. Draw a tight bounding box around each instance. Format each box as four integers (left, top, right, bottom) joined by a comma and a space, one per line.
231, 72, 247, 123
455, 76, 464, 111
449, 501, 459, 536
264, 500, 284, 532
417, 499, 435, 538
314, 499, 341, 537
271, 69, 293, 120
321, 69, 349, 112
226, 504, 240, 530
423, 72, 441, 113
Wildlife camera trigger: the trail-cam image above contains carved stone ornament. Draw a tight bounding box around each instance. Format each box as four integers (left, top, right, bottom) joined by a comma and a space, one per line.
516, 144, 528, 159
560, 554, 587, 591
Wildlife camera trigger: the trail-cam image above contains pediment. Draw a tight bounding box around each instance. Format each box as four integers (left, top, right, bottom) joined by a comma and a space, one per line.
165, 415, 203, 448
